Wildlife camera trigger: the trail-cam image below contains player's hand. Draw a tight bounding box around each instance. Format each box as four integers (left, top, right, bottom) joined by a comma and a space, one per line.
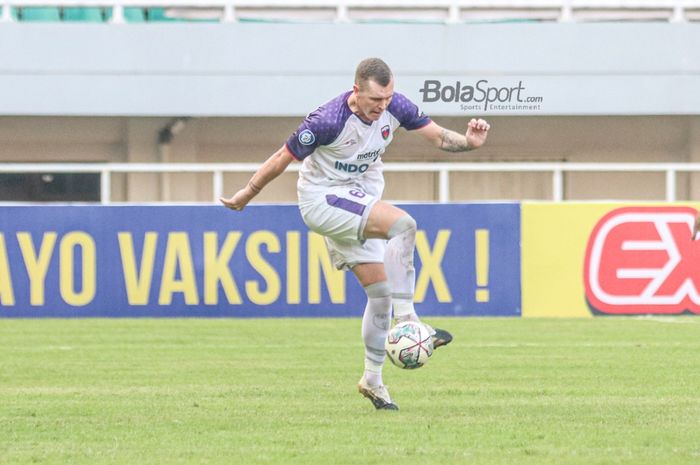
466, 118, 490, 150
219, 187, 255, 211
693, 211, 700, 240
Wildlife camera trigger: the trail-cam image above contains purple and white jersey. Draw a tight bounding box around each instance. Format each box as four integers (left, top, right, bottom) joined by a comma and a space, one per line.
286, 91, 431, 199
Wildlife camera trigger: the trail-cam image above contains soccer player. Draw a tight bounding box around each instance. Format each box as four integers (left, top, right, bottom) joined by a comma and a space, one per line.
221, 58, 490, 410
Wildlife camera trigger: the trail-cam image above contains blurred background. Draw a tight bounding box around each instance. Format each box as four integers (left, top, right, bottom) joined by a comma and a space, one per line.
1, 0, 699, 204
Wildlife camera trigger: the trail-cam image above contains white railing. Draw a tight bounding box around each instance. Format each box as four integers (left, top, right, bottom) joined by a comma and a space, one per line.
2, 161, 700, 204
2, 0, 700, 23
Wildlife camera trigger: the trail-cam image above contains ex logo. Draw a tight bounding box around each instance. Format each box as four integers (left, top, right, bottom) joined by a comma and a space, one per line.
584, 206, 700, 315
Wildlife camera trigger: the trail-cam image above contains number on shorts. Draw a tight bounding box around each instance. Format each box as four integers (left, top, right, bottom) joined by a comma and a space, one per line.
348, 189, 366, 199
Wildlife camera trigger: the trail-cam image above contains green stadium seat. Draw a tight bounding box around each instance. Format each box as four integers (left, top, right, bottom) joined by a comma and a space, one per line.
105, 7, 146, 23
63, 7, 104, 22
20, 7, 61, 21
146, 7, 218, 22
146, 7, 178, 22
124, 7, 146, 22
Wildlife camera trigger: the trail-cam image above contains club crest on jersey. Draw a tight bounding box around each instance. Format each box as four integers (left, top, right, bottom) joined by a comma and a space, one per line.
298, 129, 316, 146
381, 125, 390, 140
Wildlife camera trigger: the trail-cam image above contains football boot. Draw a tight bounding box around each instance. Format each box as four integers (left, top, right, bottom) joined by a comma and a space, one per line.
357, 376, 399, 410
423, 324, 453, 349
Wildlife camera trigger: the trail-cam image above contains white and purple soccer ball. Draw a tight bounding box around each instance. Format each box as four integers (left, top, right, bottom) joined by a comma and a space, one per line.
385, 321, 434, 369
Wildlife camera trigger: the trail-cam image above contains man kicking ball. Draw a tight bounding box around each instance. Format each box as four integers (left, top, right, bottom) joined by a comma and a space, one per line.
221, 57, 490, 410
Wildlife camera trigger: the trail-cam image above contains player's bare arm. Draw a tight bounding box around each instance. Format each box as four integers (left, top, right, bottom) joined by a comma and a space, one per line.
439, 127, 471, 152
415, 118, 491, 152
219, 145, 295, 211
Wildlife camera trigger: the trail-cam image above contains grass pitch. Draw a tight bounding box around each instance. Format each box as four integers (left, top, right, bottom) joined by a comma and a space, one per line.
1, 317, 700, 465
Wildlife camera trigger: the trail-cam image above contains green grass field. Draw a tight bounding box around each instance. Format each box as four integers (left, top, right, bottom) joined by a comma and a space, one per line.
2, 317, 700, 465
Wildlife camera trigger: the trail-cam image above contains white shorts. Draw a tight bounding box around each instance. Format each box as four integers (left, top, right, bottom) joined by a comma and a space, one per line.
298, 185, 386, 270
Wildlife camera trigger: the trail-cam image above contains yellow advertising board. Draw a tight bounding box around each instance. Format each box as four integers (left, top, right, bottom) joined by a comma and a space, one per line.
522, 203, 699, 318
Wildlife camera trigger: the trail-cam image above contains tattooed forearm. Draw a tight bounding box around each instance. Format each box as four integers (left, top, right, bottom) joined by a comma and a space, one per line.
439, 128, 472, 152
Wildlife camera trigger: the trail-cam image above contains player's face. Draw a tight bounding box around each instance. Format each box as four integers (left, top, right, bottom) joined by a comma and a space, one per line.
353, 78, 394, 121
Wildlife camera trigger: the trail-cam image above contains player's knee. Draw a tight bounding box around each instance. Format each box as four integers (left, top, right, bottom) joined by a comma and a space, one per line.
364, 280, 391, 299
387, 214, 417, 240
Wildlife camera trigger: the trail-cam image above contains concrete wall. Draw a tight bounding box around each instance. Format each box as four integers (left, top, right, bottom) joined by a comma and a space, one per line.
0, 22, 699, 116
1, 114, 697, 202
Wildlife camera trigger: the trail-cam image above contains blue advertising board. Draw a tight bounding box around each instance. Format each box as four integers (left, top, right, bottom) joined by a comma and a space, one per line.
0, 204, 520, 317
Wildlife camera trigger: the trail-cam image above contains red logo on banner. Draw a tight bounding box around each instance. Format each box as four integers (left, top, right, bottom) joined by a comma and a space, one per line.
584, 206, 700, 315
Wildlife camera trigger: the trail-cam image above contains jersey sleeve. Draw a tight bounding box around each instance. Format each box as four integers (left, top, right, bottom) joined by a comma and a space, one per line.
388, 93, 432, 130
285, 109, 339, 160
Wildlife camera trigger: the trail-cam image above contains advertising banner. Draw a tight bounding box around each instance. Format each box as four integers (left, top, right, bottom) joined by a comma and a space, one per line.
522, 203, 700, 317
0, 204, 520, 318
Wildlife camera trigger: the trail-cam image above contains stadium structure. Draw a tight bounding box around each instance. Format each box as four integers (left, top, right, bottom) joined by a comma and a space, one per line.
0, 0, 699, 204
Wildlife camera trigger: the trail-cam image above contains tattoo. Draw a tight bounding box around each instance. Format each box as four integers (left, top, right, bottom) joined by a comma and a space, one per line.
439, 128, 472, 152
248, 180, 262, 194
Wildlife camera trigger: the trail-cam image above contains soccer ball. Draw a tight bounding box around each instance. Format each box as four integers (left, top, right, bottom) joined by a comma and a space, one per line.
385, 321, 434, 369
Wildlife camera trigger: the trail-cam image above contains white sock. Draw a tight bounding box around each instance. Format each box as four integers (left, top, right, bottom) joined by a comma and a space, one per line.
393, 298, 420, 324
364, 359, 383, 387
361, 281, 392, 387
384, 215, 419, 324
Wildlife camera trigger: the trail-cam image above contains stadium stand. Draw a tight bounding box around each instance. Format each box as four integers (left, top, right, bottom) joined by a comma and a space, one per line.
0, 0, 699, 203
0, 0, 699, 23
62, 7, 104, 22
103, 6, 145, 22
18, 6, 61, 21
